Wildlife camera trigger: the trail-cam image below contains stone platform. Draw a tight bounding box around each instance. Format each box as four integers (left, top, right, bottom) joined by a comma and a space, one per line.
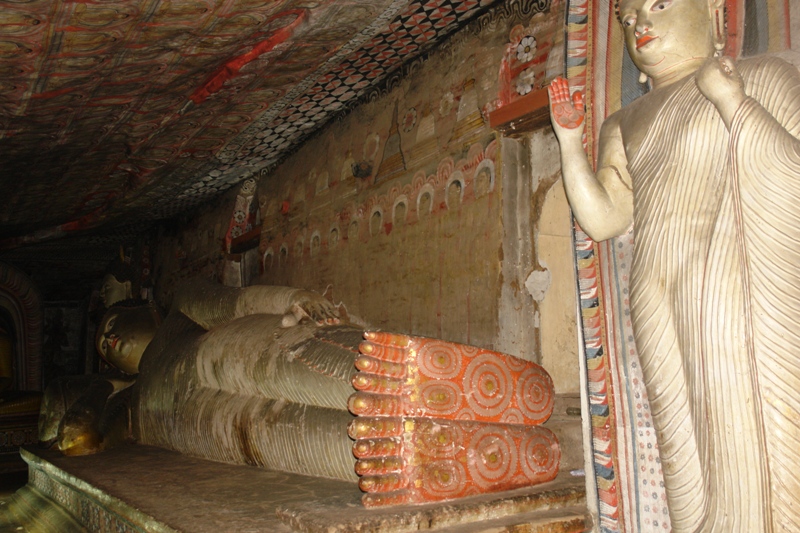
0, 444, 588, 532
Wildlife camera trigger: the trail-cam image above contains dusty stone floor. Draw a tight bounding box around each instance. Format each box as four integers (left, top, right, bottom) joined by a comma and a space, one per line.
0, 469, 28, 533
1, 444, 588, 532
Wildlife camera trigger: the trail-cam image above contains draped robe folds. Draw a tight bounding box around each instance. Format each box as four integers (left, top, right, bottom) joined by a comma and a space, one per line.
623, 56, 800, 532
133, 313, 361, 482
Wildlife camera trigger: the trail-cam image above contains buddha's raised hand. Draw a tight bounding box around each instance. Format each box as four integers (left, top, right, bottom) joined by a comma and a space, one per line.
548, 77, 585, 142
696, 56, 746, 129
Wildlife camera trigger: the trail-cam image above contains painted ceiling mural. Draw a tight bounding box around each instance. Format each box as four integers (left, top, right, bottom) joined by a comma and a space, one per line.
0, 0, 502, 279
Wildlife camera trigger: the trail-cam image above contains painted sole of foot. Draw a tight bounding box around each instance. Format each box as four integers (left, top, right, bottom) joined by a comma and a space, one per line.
348, 416, 560, 507
349, 331, 555, 425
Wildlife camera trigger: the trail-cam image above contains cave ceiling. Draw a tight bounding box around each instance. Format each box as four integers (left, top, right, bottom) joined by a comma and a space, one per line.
0, 0, 498, 293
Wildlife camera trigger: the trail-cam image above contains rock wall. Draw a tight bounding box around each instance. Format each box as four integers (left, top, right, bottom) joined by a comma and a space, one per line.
151, 0, 580, 391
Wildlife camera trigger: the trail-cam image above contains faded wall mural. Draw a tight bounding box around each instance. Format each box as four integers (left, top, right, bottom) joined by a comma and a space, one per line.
258, 81, 502, 347
152, 0, 572, 375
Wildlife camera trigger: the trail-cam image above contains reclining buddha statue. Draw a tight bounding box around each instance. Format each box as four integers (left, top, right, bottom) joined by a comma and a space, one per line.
40, 280, 560, 506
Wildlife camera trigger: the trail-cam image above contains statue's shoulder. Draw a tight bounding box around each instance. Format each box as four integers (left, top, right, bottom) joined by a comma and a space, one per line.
605, 89, 656, 127
608, 81, 676, 138
736, 53, 800, 135
738, 54, 800, 112
738, 53, 800, 82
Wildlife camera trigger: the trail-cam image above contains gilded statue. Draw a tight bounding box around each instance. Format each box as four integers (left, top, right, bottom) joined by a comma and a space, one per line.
548, 0, 800, 530
41, 280, 561, 506
99, 257, 135, 308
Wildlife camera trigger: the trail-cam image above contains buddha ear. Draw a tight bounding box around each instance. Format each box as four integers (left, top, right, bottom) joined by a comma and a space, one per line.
709, 0, 726, 54
123, 280, 132, 297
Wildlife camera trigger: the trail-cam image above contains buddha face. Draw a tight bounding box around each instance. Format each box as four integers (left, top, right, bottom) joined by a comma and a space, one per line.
96, 304, 160, 375
100, 274, 132, 308
618, 0, 717, 84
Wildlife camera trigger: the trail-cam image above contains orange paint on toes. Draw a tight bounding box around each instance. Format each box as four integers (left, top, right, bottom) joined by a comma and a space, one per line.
363, 331, 412, 347
358, 341, 408, 363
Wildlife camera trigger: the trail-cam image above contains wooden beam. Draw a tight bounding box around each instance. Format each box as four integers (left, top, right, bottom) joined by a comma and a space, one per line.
488, 87, 552, 137
230, 224, 262, 254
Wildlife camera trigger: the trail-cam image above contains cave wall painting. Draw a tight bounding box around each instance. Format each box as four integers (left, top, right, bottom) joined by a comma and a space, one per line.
151, 0, 577, 391
256, 3, 570, 355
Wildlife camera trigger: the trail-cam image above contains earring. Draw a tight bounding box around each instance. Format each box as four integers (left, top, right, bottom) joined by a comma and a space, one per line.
713, 8, 725, 56
638, 71, 648, 84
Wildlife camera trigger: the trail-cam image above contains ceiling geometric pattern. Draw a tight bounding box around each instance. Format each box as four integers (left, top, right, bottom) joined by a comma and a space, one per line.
0, 0, 497, 253
171, 0, 485, 211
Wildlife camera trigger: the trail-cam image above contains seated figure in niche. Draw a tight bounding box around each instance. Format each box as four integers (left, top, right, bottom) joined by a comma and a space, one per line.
548, 0, 800, 529
41, 279, 561, 507
99, 256, 136, 309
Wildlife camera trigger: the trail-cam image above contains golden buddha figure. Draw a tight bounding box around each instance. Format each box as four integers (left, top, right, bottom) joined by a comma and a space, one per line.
99, 275, 132, 309
41, 279, 561, 506
95, 300, 162, 375
99, 257, 135, 309
549, 0, 800, 530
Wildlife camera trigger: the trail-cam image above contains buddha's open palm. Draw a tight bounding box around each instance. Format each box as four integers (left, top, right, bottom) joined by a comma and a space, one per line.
548, 77, 585, 142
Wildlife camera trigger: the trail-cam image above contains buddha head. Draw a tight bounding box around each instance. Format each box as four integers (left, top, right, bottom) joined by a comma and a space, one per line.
100, 258, 135, 308
96, 300, 162, 375
617, 0, 725, 85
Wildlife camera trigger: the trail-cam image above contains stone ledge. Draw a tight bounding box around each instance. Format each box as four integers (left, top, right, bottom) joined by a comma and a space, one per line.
277, 475, 586, 532
2, 444, 587, 533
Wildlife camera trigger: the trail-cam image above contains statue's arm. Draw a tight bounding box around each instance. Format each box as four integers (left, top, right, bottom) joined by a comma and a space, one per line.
548, 78, 633, 241
172, 279, 338, 330
696, 57, 748, 130
698, 56, 800, 137
235, 284, 340, 327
